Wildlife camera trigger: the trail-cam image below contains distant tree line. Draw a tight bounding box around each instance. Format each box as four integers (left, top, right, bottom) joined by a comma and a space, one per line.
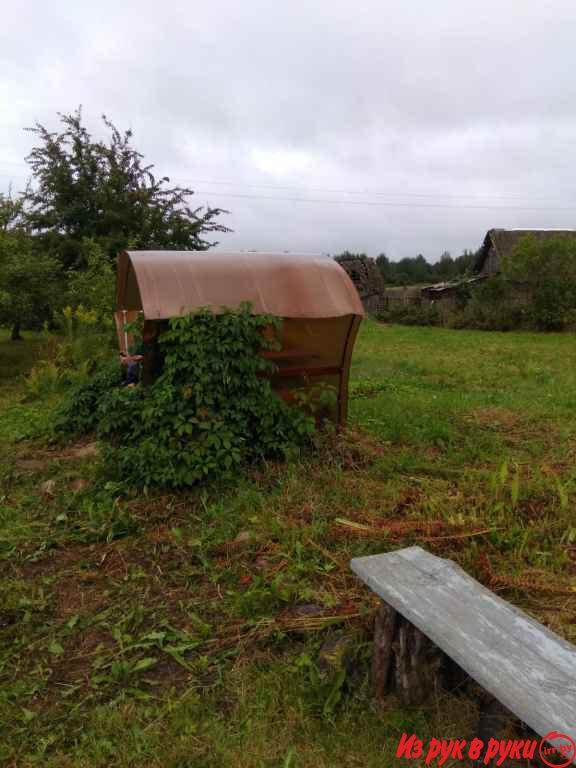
335, 249, 476, 285
377, 250, 476, 284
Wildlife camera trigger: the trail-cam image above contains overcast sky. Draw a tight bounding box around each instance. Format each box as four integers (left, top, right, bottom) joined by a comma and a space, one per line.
2, 0, 576, 260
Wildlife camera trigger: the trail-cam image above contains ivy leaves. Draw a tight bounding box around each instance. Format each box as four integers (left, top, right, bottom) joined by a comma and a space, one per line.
97, 306, 316, 488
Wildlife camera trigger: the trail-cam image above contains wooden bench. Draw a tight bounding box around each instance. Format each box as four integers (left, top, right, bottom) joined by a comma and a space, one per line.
351, 546, 576, 742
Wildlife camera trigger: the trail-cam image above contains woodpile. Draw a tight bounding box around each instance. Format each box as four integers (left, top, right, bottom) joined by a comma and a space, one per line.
335, 254, 386, 314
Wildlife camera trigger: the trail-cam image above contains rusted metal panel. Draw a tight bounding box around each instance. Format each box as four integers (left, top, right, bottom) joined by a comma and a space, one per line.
117, 250, 364, 320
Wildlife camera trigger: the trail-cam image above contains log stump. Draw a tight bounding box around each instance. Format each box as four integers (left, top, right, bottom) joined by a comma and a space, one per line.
372, 603, 397, 704
372, 602, 446, 706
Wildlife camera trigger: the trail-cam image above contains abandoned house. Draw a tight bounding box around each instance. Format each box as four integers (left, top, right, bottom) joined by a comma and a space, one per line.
419, 228, 576, 312
473, 228, 576, 276
336, 230, 576, 317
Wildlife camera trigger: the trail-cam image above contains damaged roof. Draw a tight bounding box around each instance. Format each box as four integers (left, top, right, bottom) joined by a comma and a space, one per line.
473, 229, 576, 273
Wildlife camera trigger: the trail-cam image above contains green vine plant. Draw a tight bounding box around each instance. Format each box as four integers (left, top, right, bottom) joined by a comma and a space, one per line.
54, 303, 319, 488
123, 313, 144, 341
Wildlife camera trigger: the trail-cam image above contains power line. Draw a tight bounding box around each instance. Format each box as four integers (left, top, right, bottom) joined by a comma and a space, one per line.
191, 189, 576, 213
168, 176, 571, 203
1, 163, 575, 211
0, 162, 575, 204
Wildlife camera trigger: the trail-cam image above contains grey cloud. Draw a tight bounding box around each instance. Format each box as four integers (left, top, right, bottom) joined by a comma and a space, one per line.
2, 0, 576, 259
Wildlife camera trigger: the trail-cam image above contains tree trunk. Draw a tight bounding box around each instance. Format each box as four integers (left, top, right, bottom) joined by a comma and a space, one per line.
11, 320, 22, 341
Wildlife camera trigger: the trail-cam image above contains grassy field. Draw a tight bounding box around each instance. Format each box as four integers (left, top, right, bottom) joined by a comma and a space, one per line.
1, 322, 575, 767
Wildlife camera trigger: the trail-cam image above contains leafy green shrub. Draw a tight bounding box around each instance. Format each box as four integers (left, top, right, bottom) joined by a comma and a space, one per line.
526, 281, 576, 331
378, 303, 440, 326
66, 239, 115, 325
500, 234, 576, 330
50, 359, 124, 439
24, 302, 116, 401
0, 222, 63, 336
24, 360, 65, 399
445, 279, 525, 331
96, 306, 316, 488
24, 357, 100, 401
452, 277, 576, 332
53, 304, 115, 369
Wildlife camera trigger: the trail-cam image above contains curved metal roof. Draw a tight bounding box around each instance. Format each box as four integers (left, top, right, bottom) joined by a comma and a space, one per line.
117, 250, 364, 319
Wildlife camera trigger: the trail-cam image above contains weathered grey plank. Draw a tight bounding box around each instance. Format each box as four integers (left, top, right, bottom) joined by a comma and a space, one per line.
351, 546, 576, 740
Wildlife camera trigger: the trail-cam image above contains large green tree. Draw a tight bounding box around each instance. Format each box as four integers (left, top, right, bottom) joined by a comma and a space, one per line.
24, 109, 230, 268
0, 194, 61, 339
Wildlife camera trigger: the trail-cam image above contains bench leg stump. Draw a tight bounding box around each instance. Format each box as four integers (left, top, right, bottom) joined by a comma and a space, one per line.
395, 619, 431, 706
372, 602, 444, 707
372, 603, 398, 704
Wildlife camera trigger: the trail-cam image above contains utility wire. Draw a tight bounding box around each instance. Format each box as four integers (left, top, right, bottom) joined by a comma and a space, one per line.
0, 162, 575, 203
190, 189, 576, 213
1, 164, 575, 211
165, 176, 572, 203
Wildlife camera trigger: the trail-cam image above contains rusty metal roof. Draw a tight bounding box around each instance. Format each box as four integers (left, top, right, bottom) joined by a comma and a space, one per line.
117, 250, 364, 319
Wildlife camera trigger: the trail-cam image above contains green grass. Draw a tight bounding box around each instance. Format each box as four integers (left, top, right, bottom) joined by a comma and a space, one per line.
1, 322, 575, 767
351, 322, 576, 458
0, 329, 43, 378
